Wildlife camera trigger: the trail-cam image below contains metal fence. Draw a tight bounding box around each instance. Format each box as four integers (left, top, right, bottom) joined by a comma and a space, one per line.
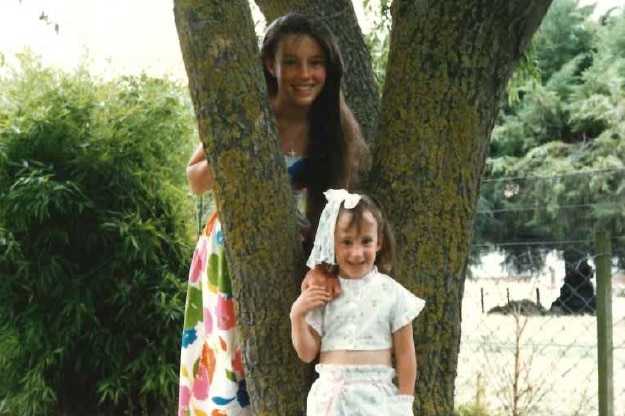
455, 239, 625, 416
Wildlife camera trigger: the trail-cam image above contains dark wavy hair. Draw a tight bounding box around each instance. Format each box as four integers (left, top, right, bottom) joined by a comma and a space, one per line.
260, 12, 370, 236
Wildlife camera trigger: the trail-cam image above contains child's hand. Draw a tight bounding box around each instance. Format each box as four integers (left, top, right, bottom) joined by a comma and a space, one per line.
290, 285, 331, 319
301, 264, 341, 299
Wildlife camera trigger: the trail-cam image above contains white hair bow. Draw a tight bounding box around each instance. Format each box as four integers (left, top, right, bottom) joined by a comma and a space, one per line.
306, 189, 362, 268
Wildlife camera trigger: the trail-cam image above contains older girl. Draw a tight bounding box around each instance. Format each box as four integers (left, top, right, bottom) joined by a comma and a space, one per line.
178, 12, 369, 416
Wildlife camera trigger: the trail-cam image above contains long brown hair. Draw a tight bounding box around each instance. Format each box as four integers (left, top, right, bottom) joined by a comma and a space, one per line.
260, 12, 370, 236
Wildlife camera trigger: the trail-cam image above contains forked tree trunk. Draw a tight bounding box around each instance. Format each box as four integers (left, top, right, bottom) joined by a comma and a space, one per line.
173, 0, 553, 414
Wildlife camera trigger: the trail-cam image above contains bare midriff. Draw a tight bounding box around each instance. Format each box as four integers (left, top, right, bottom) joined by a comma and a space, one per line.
319, 349, 392, 366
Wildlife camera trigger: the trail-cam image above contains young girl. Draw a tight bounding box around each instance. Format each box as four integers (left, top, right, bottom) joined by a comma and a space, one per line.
290, 189, 426, 415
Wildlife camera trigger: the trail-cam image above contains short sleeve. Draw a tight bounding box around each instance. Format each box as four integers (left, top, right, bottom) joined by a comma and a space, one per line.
306, 306, 324, 336
391, 282, 425, 333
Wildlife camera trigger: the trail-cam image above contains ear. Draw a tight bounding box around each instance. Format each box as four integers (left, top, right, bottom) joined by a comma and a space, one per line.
264, 58, 275, 77
376, 240, 382, 252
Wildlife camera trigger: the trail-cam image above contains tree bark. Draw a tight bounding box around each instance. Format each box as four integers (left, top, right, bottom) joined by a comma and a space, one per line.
174, 0, 552, 414
173, 1, 309, 414
369, 1, 552, 415
254, 0, 380, 143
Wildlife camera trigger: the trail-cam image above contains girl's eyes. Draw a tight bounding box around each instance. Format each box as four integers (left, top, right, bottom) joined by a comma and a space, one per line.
339, 237, 374, 246
281, 58, 325, 67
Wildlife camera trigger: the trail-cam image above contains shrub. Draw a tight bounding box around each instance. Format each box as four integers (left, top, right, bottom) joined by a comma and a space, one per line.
0, 54, 196, 416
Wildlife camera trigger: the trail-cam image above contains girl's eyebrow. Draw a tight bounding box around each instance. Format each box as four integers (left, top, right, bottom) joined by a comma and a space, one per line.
282, 53, 324, 59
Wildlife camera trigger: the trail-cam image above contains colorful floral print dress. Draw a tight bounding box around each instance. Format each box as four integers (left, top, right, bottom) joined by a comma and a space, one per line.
178, 156, 308, 416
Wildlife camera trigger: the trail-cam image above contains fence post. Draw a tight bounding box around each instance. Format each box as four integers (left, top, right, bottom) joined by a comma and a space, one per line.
594, 230, 613, 416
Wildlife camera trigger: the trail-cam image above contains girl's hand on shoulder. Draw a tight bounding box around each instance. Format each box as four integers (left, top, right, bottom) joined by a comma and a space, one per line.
290, 285, 331, 319
301, 264, 341, 299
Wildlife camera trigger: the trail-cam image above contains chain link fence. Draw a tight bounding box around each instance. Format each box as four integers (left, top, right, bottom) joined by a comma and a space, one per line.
455, 225, 624, 413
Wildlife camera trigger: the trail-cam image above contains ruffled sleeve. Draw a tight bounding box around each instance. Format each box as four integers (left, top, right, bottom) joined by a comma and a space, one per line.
306, 306, 324, 337
390, 281, 426, 333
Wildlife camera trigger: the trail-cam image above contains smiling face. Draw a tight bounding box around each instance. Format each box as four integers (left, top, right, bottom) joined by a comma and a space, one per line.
334, 208, 382, 280
266, 34, 327, 109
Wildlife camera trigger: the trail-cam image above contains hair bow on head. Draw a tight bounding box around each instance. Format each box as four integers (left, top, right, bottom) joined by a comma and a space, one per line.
324, 188, 361, 209
306, 189, 362, 269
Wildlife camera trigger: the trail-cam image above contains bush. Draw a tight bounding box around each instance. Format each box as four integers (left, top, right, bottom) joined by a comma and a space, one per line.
0, 54, 196, 416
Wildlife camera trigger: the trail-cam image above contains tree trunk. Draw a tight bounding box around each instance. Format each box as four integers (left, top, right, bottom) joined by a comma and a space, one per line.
254, 0, 380, 143
173, 1, 309, 414
174, 0, 553, 414
368, 1, 552, 415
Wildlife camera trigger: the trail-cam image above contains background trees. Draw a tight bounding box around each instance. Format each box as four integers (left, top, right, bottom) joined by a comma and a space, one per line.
0, 55, 195, 415
475, 1, 625, 273
6, 0, 623, 414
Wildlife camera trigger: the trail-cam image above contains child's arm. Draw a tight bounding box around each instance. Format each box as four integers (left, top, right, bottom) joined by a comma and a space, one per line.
290, 286, 329, 362
393, 323, 417, 395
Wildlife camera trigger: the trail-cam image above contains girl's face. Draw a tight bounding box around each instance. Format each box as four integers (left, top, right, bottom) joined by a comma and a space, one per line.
334, 209, 381, 280
266, 34, 327, 109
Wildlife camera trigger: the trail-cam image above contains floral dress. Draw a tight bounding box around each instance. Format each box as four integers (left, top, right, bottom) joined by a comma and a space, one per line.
177, 156, 308, 416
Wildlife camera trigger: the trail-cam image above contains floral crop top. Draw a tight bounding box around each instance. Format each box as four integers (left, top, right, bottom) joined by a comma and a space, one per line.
306, 267, 426, 352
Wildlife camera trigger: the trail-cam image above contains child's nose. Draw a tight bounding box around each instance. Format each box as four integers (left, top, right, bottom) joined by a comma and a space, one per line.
351, 245, 364, 258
